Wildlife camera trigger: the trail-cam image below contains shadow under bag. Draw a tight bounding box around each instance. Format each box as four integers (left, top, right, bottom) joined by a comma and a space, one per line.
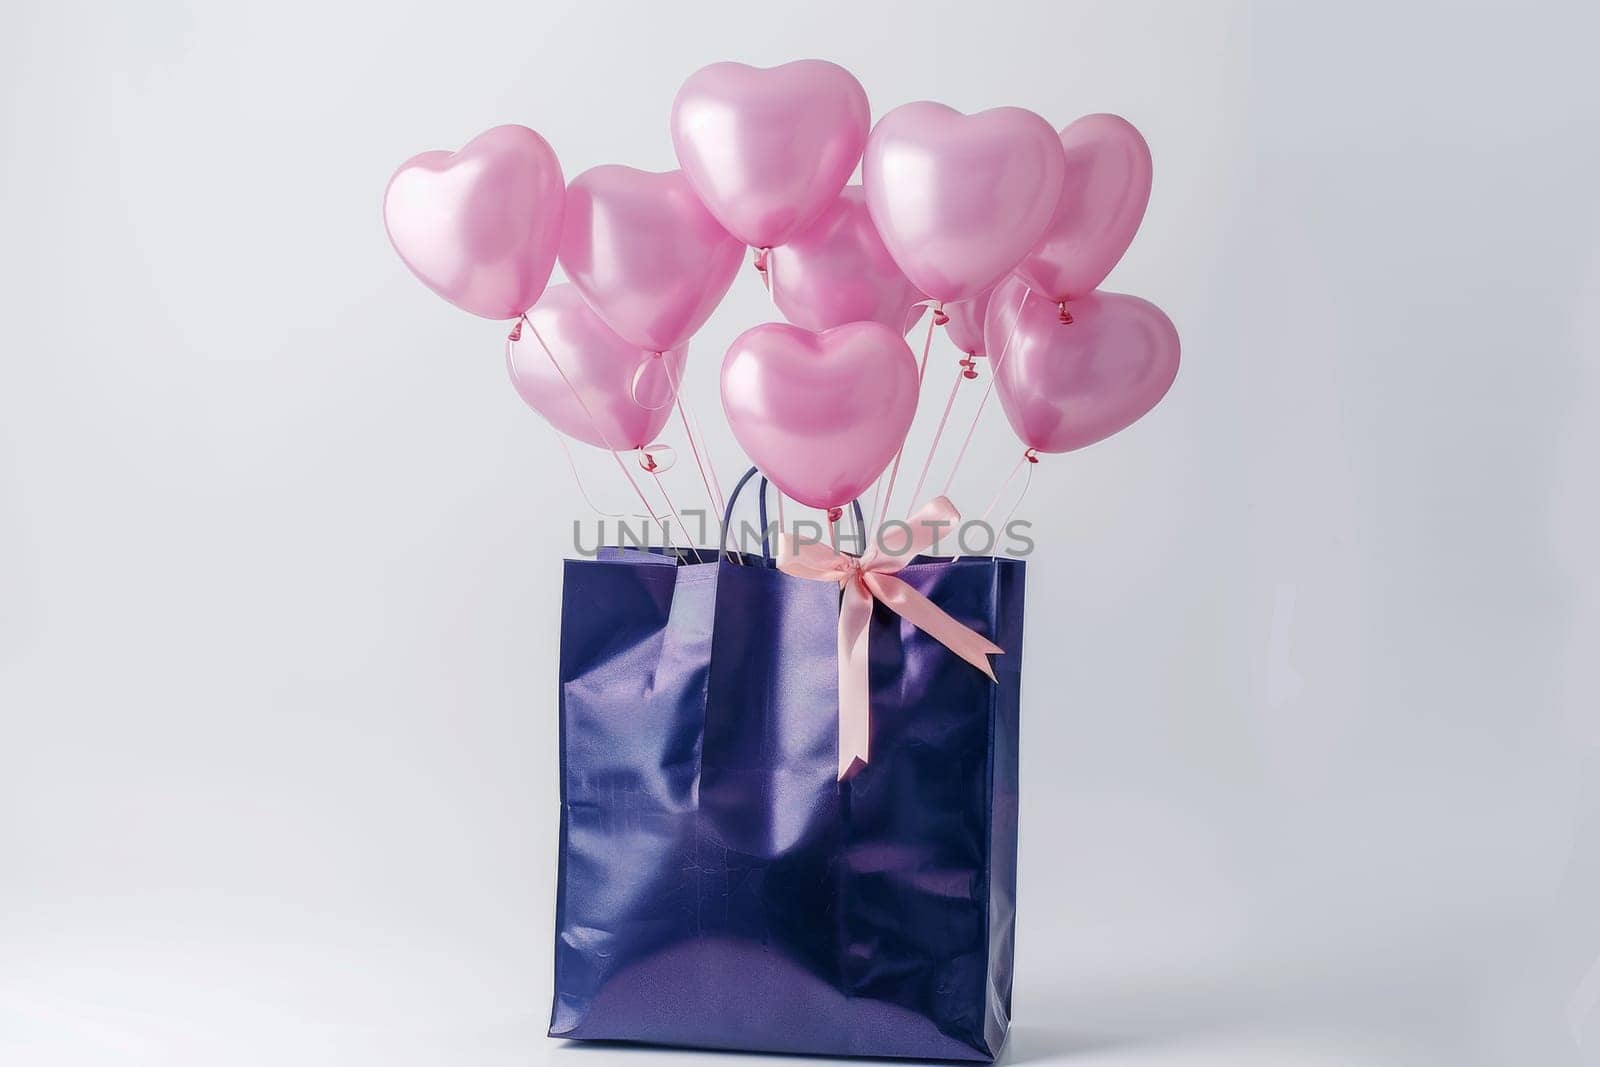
548, 484, 1025, 1061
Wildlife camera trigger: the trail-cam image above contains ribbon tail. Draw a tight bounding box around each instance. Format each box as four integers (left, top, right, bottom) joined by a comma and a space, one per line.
865, 572, 1004, 681
836, 581, 874, 780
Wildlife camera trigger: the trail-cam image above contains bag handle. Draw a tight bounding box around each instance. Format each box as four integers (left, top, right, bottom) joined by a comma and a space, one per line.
721, 466, 866, 565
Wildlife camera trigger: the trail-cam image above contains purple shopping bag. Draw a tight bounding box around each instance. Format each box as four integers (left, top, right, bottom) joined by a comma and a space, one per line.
550, 469, 1025, 1061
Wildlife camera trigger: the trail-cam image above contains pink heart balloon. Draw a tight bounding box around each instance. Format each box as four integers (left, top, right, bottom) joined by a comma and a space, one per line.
988, 278, 1179, 454
863, 102, 1065, 305
559, 166, 744, 354
672, 59, 870, 249
383, 125, 565, 320
768, 186, 927, 334
1015, 114, 1153, 307
507, 284, 685, 451
721, 322, 919, 509
941, 284, 996, 357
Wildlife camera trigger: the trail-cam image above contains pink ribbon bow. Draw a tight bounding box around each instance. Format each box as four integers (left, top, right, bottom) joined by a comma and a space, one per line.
777, 496, 1004, 780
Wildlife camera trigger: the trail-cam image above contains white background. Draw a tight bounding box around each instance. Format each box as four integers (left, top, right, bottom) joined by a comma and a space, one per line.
4, 2, 1599, 1064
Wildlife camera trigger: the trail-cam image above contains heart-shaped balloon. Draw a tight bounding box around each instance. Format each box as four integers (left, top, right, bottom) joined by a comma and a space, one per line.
863, 102, 1065, 305
988, 278, 1179, 453
383, 125, 565, 320
768, 186, 927, 334
559, 166, 744, 353
672, 59, 870, 249
508, 284, 685, 450
941, 284, 995, 357
1015, 114, 1153, 306
721, 322, 919, 509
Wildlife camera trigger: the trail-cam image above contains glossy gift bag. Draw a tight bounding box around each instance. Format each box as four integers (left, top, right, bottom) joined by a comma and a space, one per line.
549, 473, 1025, 1061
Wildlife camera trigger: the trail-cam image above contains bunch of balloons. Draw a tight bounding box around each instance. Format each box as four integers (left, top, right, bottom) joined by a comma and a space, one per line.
384, 59, 1179, 519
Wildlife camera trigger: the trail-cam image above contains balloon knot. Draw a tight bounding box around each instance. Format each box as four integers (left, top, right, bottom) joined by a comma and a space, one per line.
932, 305, 950, 326
507, 320, 523, 342
640, 452, 660, 473
1057, 301, 1073, 325
1024, 448, 1040, 464
959, 354, 979, 380
752, 247, 770, 274
827, 506, 844, 523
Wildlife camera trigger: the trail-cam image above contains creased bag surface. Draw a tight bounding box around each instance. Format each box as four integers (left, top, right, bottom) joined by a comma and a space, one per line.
550, 547, 1024, 1061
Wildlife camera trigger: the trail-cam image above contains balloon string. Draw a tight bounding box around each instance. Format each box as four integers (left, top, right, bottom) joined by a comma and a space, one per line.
940, 286, 1031, 498
700, 409, 728, 512
675, 397, 723, 516
739, 254, 790, 534
660, 355, 725, 518
744, 261, 787, 534
550, 427, 625, 518
522, 319, 672, 546
980, 451, 1033, 524
955, 449, 1035, 563
998, 457, 1035, 535
914, 303, 940, 385
907, 360, 968, 511
874, 308, 941, 532
643, 456, 703, 564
